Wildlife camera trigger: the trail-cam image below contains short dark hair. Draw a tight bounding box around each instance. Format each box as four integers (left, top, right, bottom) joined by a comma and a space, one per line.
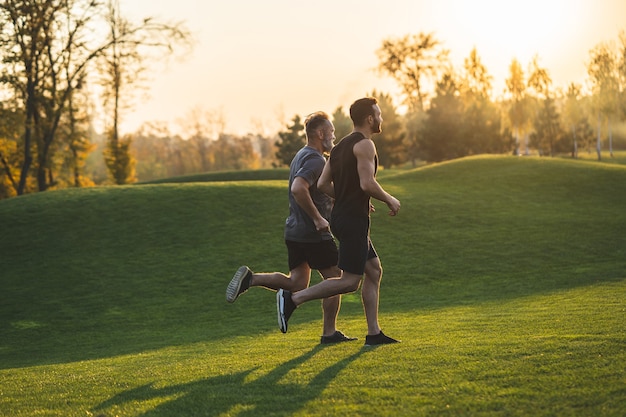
349, 97, 378, 126
304, 111, 330, 138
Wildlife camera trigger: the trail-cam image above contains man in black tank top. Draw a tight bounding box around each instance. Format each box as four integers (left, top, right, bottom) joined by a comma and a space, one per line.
277, 97, 402, 346
227, 112, 357, 345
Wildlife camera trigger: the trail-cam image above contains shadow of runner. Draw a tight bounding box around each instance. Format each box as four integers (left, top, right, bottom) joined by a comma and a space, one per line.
92, 345, 365, 416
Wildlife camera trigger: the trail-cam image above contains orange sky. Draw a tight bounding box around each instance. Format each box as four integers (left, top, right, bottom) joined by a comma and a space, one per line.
117, 0, 626, 136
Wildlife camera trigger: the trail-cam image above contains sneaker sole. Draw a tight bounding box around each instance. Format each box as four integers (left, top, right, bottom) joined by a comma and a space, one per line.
364, 339, 400, 347
277, 289, 287, 333
226, 266, 249, 303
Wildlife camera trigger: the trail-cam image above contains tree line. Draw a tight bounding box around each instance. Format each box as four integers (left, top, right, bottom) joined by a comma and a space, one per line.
1, 2, 625, 199
0, 0, 190, 199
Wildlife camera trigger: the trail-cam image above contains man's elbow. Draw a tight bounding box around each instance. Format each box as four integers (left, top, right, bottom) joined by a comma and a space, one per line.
360, 179, 375, 194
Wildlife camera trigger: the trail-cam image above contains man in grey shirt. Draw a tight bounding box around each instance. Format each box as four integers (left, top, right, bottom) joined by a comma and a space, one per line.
226, 111, 356, 344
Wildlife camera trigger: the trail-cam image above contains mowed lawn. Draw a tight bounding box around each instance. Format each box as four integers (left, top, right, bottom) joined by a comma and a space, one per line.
0, 155, 625, 416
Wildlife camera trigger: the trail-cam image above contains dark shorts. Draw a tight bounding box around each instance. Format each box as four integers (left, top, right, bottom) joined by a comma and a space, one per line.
331, 216, 378, 276
285, 239, 339, 271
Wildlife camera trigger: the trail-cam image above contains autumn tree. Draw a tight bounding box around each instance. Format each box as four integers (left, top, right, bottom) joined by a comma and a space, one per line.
177, 106, 226, 173
100, 0, 190, 185
0, 101, 24, 198
505, 58, 531, 155
0, 0, 191, 193
0, 0, 103, 193
619, 31, 626, 119
459, 47, 505, 155
526, 56, 565, 156
562, 83, 586, 157
376, 32, 449, 112
587, 41, 619, 160
274, 115, 305, 167
377, 32, 449, 165
58, 73, 94, 187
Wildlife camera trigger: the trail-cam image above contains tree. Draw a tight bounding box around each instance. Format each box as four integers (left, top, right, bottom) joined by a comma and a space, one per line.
371, 91, 405, 168
0, 0, 109, 193
459, 48, 505, 155
619, 31, 626, 120
58, 74, 95, 187
100, 0, 190, 185
177, 106, 226, 173
0, 101, 24, 198
530, 97, 565, 156
527, 56, 558, 156
527, 55, 552, 100
587, 41, 619, 160
461, 47, 493, 100
274, 115, 305, 167
0, 0, 191, 193
505, 58, 531, 155
376, 32, 450, 112
331, 107, 352, 142
420, 72, 464, 162
563, 83, 585, 157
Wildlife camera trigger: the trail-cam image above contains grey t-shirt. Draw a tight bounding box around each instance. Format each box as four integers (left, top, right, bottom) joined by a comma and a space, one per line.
284, 146, 333, 243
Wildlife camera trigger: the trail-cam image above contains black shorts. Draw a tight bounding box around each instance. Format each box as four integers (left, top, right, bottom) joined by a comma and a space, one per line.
331, 216, 378, 275
285, 239, 339, 271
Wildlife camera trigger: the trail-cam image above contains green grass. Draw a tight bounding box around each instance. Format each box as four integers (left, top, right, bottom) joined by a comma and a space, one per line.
564, 149, 626, 166
138, 168, 291, 184
1, 155, 625, 416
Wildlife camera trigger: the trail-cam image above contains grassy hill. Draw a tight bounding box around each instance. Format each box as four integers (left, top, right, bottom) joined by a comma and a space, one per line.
1, 156, 625, 416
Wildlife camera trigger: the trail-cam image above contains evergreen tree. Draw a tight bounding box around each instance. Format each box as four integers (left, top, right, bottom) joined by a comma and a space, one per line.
331, 107, 352, 142
530, 97, 567, 156
371, 91, 406, 168
420, 72, 464, 162
274, 115, 305, 167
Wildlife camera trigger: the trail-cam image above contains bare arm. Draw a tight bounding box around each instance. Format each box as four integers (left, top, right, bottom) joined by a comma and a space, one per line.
317, 158, 335, 198
291, 176, 330, 232
354, 139, 400, 216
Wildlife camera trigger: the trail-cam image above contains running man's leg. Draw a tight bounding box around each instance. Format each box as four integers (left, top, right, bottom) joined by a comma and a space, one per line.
318, 265, 342, 337
250, 263, 311, 292
362, 256, 382, 336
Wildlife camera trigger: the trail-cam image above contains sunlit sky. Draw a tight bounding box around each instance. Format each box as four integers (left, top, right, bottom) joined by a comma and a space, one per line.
117, 0, 626, 136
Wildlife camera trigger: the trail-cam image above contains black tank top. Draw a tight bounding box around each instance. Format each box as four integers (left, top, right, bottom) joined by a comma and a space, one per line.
330, 132, 376, 219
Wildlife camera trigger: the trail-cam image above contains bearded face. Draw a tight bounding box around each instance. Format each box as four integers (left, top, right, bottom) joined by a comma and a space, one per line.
370, 104, 383, 134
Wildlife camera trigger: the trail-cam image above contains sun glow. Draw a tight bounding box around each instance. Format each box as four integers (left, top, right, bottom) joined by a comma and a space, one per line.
117, 0, 624, 136
442, 0, 592, 95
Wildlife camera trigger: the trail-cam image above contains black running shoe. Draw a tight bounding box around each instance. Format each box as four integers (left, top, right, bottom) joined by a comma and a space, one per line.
364, 330, 400, 346
320, 330, 358, 345
226, 266, 252, 303
277, 289, 296, 333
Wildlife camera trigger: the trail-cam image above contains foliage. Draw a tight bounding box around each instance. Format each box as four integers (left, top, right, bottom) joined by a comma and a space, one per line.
420, 72, 465, 162
0, 0, 190, 195
0, 0, 110, 193
530, 97, 568, 156
0, 103, 24, 198
274, 114, 305, 167
377, 32, 450, 112
1, 157, 625, 416
104, 131, 136, 184
1, 19, 625, 199
331, 106, 352, 142
371, 90, 406, 168
129, 126, 270, 183
99, 0, 191, 184
419, 64, 509, 162
587, 39, 623, 159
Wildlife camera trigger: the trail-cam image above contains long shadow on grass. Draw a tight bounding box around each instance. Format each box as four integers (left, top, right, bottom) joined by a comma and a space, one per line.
92, 344, 365, 416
